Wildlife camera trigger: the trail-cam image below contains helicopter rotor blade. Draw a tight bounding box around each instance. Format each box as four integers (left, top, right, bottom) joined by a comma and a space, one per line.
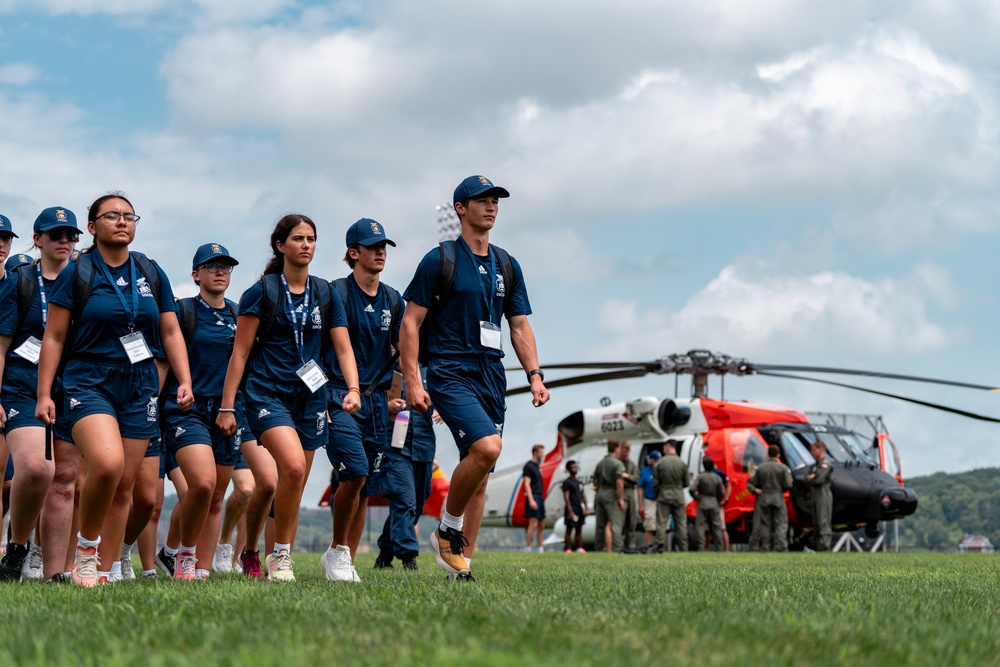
505, 362, 657, 372
506, 367, 651, 396
755, 371, 1000, 423
751, 364, 1000, 392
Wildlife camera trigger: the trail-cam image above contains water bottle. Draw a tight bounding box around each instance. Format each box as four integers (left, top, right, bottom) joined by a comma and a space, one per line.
391, 410, 410, 449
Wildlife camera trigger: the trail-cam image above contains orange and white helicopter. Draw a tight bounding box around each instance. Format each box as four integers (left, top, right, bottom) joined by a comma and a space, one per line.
482, 350, 1000, 549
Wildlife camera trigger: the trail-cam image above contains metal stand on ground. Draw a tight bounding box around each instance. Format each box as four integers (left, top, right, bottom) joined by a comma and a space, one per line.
832, 531, 887, 553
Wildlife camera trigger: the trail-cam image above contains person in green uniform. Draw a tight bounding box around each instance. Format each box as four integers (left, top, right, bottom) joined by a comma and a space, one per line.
690, 456, 725, 552
592, 440, 625, 553
746, 445, 793, 552
615, 440, 639, 551
653, 440, 690, 552
806, 441, 833, 551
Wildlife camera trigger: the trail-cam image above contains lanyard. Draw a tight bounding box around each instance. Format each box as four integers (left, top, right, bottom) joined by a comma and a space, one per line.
195, 295, 235, 330
35, 264, 48, 329
457, 237, 497, 324
280, 272, 311, 364
93, 253, 140, 331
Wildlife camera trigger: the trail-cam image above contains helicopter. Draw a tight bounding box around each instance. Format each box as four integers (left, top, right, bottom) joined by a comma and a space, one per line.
481, 350, 1000, 549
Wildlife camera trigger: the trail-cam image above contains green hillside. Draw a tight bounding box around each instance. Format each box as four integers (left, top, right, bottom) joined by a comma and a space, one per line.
897, 467, 1000, 551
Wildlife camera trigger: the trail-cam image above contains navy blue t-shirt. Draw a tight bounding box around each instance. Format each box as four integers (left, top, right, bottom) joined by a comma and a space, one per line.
324, 275, 403, 392
0, 265, 54, 368
402, 239, 531, 361
238, 275, 346, 387
48, 254, 176, 363
178, 297, 238, 398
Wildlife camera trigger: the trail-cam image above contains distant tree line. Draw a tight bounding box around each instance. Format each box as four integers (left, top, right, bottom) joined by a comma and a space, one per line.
897, 467, 1000, 551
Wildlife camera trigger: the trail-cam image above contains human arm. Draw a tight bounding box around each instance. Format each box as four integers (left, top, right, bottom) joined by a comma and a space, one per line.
508, 314, 549, 408
563, 487, 575, 521
329, 326, 360, 414
747, 469, 761, 495
35, 304, 70, 426
616, 478, 625, 511
523, 472, 537, 510
159, 311, 194, 410
0, 334, 10, 426
215, 313, 258, 436
398, 302, 430, 412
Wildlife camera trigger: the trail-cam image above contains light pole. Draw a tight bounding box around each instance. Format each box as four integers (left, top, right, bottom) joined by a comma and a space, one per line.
436, 203, 459, 242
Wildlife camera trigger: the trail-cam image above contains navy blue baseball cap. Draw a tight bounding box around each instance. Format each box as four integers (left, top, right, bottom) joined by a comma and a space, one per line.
4, 253, 32, 272
0, 214, 18, 238
34, 207, 81, 234
648, 451, 662, 461
192, 242, 239, 270
453, 175, 510, 204
346, 218, 396, 247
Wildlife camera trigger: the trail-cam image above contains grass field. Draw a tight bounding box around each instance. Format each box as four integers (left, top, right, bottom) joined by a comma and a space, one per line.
1, 551, 998, 666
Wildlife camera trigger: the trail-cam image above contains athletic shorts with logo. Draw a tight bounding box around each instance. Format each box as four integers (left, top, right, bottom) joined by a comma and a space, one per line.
327, 388, 389, 497
60, 358, 160, 440
163, 396, 244, 467
427, 358, 505, 459
243, 374, 327, 451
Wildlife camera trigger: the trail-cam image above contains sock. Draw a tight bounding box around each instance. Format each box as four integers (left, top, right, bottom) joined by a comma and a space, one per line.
195, 569, 210, 579
77, 533, 100, 550
164, 545, 178, 557
273, 543, 291, 555
142, 569, 156, 577
465, 557, 471, 568
179, 544, 197, 555
441, 511, 464, 532
97, 570, 110, 579
110, 561, 122, 577
63, 571, 72, 578
121, 543, 134, 559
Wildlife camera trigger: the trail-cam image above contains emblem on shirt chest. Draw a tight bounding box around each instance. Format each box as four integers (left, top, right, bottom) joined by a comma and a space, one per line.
380, 309, 391, 331
137, 277, 153, 298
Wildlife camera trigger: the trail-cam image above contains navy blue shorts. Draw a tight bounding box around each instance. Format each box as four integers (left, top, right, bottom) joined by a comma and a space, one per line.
60, 358, 160, 440
525, 492, 546, 520
427, 358, 505, 459
158, 443, 179, 480
326, 390, 389, 483
565, 504, 585, 528
145, 437, 161, 458
162, 396, 242, 467
243, 375, 327, 451
1, 364, 44, 434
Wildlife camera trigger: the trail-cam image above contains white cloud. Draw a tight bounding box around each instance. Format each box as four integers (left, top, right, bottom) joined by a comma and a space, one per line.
591, 261, 956, 361
0, 62, 40, 85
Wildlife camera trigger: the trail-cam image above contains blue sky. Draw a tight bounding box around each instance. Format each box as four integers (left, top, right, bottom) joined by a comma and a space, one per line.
3, 1, 1000, 504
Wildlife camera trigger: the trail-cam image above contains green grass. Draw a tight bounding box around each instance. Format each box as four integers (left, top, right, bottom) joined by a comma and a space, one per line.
1, 552, 998, 666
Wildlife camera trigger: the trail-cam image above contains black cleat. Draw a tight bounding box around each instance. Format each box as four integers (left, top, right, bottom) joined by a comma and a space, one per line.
447, 571, 475, 582
401, 557, 418, 572
46, 573, 70, 584
373, 554, 394, 569
155, 546, 176, 578
0, 542, 28, 582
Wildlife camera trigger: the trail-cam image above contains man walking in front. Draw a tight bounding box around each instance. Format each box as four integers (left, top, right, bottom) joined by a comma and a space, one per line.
400, 175, 549, 581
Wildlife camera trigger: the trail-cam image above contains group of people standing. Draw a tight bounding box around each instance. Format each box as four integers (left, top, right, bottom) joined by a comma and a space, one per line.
0, 173, 549, 586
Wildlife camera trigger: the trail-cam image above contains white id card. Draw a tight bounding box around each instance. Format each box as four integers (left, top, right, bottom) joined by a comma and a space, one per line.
120, 332, 153, 364
296, 359, 329, 393
480, 321, 502, 351
13, 335, 42, 364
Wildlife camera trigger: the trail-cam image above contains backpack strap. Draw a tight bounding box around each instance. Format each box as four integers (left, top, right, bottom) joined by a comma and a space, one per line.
176, 297, 198, 347
15, 261, 38, 333
489, 243, 518, 318
312, 276, 333, 357
129, 251, 161, 304
418, 241, 458, 366
251, 273, 281, 353
362, 283, 403, 397
332, 277, 349, 313
69, 251, 96, 339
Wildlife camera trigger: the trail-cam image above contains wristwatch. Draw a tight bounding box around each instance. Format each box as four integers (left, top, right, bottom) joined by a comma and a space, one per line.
526, 369, 544, 383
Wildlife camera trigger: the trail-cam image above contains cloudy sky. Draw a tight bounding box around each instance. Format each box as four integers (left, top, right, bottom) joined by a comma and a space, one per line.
2, 1, 999, 504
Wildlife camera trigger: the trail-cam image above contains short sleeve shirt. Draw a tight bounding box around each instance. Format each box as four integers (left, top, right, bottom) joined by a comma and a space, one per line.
0, 266, 55, 368
402, 240, 531, 361
523, 459, 543, 496
325, 276, 403, 392
181, 298, 238, 397
562, 476, 584, 507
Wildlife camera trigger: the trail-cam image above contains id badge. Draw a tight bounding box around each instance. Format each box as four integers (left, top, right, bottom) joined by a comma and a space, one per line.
296, 359, 328, 393
13, 335, 42, 365
120, 332, 153, 364
480, 321, 502, 351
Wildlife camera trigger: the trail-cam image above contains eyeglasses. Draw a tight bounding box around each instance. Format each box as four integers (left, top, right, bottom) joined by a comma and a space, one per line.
94, 211, 140, 224
199, 263, 234, 274
45, 230, 80, 243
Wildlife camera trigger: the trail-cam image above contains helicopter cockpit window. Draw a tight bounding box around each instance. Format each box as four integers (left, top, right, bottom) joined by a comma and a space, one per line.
729, 431, 768, 474
779, 432, 815, 471
837, 432, 877, 466
797, 431, 853, 463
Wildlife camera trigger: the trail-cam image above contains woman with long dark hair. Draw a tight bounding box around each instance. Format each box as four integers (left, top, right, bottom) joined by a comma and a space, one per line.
35, 192, 193, 587
217, 214, 359, 582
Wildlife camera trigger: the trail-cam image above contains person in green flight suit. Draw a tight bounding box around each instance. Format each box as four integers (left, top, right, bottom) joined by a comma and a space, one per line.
653, 440, 690, 552
615, 440, 639, 551
806, 441, 833, 551
690, 456, 725, 552
746, 444, 793, 552
592, 440, 625, 553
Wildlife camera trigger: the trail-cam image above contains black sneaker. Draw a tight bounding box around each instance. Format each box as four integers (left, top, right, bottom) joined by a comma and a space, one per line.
0, 542, 28, 582
373, 554, 394, 569
447, 571, 475, 582
401, 557, 418, 572
155, 546, 176, 578
47, 573, 70, 584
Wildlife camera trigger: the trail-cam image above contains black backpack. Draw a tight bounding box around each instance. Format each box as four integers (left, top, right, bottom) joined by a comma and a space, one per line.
13, 260, 39, 333
249, 273, 333, 359
418, 239, 517, 365
176, 296, 238, 346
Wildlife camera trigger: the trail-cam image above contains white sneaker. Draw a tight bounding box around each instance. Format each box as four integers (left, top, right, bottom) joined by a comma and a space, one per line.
107, 571, 124, 583
120, 553, 136, 581
213, 544, 234, 573
22, 543, 44, 580
265, 549, 295, 582
320, 545, 356, 582
537, 546, 544, 553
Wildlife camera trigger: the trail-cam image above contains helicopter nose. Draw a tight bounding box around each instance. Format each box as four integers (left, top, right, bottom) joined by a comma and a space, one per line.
877, 485, 918, 519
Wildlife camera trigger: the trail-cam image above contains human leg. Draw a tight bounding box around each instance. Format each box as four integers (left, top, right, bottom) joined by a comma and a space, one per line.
40, 438, 80, 580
